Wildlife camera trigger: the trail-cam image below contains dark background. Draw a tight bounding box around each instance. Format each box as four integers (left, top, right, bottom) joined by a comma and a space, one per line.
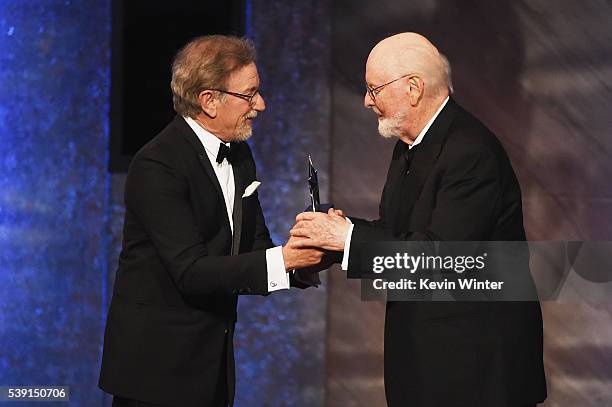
109, 0, 245, 171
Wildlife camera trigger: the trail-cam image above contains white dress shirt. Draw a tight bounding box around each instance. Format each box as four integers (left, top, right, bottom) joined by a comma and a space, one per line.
184, 117, 290, 292
341, 96, 450, 270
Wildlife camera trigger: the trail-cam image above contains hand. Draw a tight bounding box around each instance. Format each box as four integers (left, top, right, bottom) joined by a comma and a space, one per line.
328, 207, 346, 218
297, 250, 341, 274
282, 236, 326, 271
290, 209, 350, 252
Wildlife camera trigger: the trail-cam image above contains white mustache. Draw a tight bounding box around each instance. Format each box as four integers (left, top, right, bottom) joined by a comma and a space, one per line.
245, 112, 258, 120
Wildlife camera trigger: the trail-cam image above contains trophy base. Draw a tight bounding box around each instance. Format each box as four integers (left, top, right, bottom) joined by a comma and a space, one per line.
304, 203, 334, 213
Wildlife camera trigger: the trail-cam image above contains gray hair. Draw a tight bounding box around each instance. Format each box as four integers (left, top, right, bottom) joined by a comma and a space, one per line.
439, 53, 454, 94
170, 35, 256, 117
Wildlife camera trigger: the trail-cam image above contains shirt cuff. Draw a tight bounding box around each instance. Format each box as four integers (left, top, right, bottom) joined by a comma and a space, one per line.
341, 220, 355, 271
266, 246, 290, 292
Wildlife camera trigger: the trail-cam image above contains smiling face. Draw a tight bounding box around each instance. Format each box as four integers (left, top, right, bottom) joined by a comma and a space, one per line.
196, 62, 266, 142
215, 62, 265, 142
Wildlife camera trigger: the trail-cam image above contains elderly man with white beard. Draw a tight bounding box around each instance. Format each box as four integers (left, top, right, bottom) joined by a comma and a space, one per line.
291, 32, 547, 407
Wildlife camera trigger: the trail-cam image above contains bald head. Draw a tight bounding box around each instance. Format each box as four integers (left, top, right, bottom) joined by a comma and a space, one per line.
367, 33, 451, 98
364, 33, 452, 143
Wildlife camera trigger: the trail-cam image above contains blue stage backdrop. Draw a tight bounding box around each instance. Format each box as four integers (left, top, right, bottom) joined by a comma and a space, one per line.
0, 0, 111, 405
233, 1, 330, 406
1, 0, 329, 405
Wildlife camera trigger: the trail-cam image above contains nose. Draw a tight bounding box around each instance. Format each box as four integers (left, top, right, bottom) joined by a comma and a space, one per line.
364, 91, 375, 109
253, 92, 266, 111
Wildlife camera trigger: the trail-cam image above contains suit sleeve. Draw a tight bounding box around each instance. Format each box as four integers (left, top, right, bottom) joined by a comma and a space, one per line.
347, 140, 502, 275
126, 154, 269, 296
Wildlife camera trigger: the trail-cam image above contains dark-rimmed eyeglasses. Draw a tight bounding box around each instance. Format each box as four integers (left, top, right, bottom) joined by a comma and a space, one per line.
208, 88, 260, 106
365, 73, 414, 101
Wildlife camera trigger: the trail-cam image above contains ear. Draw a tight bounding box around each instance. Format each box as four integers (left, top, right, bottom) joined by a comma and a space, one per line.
197, 90, 218, 118
407, 75, 425, 106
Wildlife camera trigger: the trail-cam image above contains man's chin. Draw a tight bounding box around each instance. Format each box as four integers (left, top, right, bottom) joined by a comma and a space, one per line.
378, 120, 399, 139
233, 127, 253, 142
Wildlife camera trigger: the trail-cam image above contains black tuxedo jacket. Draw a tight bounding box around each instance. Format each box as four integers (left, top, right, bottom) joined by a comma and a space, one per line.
99, 116, 302, 407
348, 99, 547, 406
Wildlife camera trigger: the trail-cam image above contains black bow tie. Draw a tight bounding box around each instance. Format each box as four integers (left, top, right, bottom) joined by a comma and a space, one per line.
216, 142, 234, 164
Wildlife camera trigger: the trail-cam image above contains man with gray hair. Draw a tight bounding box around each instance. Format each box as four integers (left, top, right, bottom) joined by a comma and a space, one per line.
99, 35, 323, 407
291, 32, 547, 406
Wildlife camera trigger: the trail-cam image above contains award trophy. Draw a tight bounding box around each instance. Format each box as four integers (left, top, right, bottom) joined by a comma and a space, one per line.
307, 155, 332, 212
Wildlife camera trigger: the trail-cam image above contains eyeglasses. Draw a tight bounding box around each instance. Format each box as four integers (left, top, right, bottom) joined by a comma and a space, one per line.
365, 73, 414, 101
208, 88, 260, 106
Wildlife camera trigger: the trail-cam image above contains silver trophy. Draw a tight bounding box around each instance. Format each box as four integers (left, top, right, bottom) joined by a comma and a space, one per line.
307, 155, 331, 212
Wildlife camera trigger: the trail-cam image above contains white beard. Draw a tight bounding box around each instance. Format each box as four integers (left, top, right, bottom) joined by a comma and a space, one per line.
377, 113, 405, 139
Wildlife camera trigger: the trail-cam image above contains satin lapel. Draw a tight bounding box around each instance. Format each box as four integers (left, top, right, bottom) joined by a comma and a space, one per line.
231, 156, 243, 255
175, 115, 233, 232
390, 99, 459, 231
395, 144, 439, 229
386, 141, 411, 227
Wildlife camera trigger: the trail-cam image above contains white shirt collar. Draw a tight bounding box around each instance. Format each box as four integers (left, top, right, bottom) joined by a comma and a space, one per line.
409, 96, 450, 149
183, 116, 230, 158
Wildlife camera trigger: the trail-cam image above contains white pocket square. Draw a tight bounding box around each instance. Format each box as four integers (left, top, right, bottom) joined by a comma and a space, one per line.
242, 181, 261, 198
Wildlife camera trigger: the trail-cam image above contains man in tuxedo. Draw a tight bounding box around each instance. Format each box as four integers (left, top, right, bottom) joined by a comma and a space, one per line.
99, 35, 323, 407
291, 33, 547, 406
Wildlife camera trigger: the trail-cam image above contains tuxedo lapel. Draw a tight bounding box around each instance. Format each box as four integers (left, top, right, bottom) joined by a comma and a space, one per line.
197, 154, 225, 204
386, 141, 411, 230
174, 116, 233, 234
231, 153, 244, 255
393, 144, 437, 230
387, 99, 458, 232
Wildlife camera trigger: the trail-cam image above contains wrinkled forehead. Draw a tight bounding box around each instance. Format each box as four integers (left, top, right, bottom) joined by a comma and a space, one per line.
365, 42, 439, 83
365, 48, 405, 83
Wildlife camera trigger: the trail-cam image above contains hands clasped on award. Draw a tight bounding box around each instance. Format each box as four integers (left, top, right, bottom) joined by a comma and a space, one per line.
280, 208, 350, 274
280, 157, 351, 274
